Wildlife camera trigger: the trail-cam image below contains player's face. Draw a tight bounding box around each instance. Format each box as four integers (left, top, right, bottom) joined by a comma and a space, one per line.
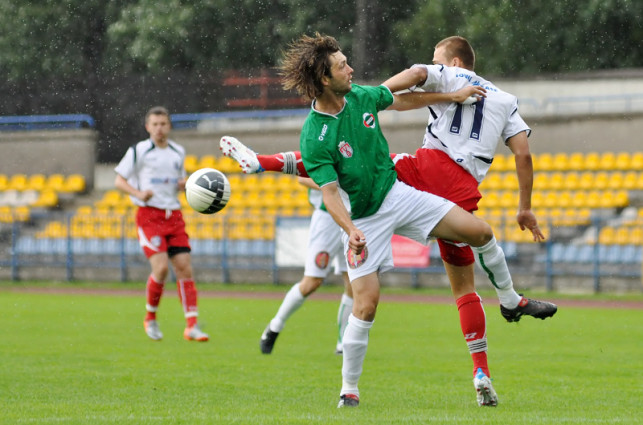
145, 114, 171, 144
327, 51, 353, 95
432, 46, 454, 67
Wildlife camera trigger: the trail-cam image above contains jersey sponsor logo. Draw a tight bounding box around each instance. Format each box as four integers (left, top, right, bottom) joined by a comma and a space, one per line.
347, 247, 368, 269
318, 124, 328, 141
315, 251, 330, 269
150, 177, 178, 184
338, 141, 353, 158
362, 112, 376, 128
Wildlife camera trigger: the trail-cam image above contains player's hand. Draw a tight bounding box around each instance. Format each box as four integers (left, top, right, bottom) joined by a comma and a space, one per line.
138, 189, 154, 202
177, 177, 187, 191
452, 85, 486, 104
348, 229, 367, 255
517, 209, 545, 242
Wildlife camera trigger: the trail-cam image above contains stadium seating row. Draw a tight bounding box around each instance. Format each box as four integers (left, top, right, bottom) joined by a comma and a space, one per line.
185, 151, 643, 175
480, 171, 643, 191
35, 213, 277, 240
0, 173, 85, 193
490, 151, 643, 172
478, 189, 628, 210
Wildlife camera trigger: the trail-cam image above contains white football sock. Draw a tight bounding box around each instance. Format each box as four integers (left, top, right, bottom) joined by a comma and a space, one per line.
472, 236, 521, 309
269, 282, 305, 332
336, 294, 353, 346
341, 314, 373, 396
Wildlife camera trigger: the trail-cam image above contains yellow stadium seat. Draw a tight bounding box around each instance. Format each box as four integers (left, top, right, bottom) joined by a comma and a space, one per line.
32, 190, 59, 208
599, 152, 616, 170
46, 174, 66, 192
583, 152, 600, 171
614, 152, 631, 170
478, 191, 499, 209
542, 191, 559, 208
0, 174, 7, 191
598, 226, 616, 245
64, 174, 86, 193
532, 173, 548, 191
95, 190, 122, 209
585, 191, 601, 209
534, 153, 553, 171
7, 174, 28, 191
568, 152, 585, 170
490, 154, 507, 172
607, 172, 624, 190
629, 152, 643, 170
481, 173, 501, 191
552, 153, 569, 171
241, 173, 259, 189
198, 154, 217, 169
571, 191, 587, 208
501, 173, 519, 190
548, 172, 565, 190
563, 172, 580, 190
27, 174, 47, 191
216, 156, 241, 173
636, 172, 643, 190
622, 172, 638, 190
184, 155, 199, 174
498, 191, 516, 208
578, 172, 595, 190
258, 174, 277, 191
75, 205, 93, 215
593, 172, 609, 190
530, 191, 544, 209
613, 190, 629, 208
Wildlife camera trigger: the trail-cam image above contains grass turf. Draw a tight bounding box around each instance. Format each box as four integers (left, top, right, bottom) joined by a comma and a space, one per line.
0, 287, 641, 424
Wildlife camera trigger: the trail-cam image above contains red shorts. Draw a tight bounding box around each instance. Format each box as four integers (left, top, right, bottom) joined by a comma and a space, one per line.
136, 207, 191, 258
394, 149, 481, 266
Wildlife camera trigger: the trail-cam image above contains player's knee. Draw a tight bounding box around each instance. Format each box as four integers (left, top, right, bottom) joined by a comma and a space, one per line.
353, 302, 377, 322
299, 276, 324, 296
468, 221, 493, 247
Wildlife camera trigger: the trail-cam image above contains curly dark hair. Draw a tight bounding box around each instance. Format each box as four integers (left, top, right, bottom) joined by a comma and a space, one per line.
279, 33, 341, 101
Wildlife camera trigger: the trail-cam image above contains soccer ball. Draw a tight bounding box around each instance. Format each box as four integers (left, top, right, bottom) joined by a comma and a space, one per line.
185, 168, 231, 214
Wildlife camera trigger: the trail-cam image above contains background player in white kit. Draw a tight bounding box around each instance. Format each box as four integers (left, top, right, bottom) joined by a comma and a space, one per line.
260, 178, 352, 355
114, 106, 209, 342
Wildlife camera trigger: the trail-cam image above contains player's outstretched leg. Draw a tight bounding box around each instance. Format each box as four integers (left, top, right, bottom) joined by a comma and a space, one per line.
500, 295, 558, 322
473, 368, 498, 407
220, 135, 309, 176
219, 136, 263, 173
472, 236, 558, 322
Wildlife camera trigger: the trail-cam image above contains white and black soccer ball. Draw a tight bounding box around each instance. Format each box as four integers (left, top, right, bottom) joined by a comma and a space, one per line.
185, 168, 231, 214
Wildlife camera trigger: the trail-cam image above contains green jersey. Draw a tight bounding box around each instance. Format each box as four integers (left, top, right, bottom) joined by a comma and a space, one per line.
300, 84, 397, 219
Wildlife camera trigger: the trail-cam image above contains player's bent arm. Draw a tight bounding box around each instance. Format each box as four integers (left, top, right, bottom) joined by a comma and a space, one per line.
115, 174, 153, 202
388, 85, 486, 112
381, 66, 428, 93
320, 182, 366, 254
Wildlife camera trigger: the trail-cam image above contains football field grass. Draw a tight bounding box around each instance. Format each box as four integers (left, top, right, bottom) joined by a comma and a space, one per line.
1, 284, 642, 424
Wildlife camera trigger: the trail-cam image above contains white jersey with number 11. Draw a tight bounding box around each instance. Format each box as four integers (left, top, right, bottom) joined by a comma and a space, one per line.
412, 64, 531, 183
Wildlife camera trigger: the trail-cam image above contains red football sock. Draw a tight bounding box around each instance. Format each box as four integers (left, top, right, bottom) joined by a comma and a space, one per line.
257, 152, 309, 176
456, 292, 490, 377
145, 275, 164, 321
177, 279, 198, 327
